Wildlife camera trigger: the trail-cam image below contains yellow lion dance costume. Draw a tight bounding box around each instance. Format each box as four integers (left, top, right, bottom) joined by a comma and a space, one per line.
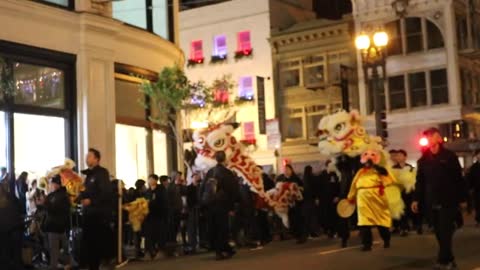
318, 110, 416, 220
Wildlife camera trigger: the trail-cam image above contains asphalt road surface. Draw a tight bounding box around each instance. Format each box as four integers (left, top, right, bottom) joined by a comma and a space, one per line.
123, 224, 480, 270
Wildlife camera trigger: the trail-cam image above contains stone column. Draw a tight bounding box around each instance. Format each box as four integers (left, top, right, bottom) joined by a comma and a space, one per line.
76, 14, 117, 173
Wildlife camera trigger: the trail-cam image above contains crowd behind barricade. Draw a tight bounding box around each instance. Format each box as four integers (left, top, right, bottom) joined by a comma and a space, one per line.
0, 146, 480, 270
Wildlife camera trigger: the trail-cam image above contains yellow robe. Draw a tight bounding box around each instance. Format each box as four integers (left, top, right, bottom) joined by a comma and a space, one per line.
347, 168, 396, 228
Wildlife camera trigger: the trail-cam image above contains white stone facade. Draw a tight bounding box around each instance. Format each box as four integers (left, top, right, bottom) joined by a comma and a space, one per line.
0, 0, 183, 176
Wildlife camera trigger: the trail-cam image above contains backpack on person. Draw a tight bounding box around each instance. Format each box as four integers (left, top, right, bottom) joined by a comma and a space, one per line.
201, 169, 218, 206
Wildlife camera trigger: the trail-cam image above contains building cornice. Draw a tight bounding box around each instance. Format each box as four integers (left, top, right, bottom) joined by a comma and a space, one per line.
271, 20, 353, 49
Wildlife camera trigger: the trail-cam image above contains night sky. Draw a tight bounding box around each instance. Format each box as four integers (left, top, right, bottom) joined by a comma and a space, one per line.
181, 0, 353, 20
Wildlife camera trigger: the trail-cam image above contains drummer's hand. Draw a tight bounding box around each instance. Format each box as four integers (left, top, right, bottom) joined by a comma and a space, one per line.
81, 198, 91, 207
333, 197, 340, 204
411, 201, 419, 214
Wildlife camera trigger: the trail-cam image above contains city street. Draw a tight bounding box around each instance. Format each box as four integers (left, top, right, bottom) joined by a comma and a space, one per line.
124, 224, 480, 270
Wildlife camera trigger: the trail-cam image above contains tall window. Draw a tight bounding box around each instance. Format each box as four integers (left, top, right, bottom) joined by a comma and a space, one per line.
237, 31, 252, 52
405, 18, 423, 53
0, 43, 75, 179
190, 40, 204, 60
368, 79, 386, 113
280, 59, 300, 88
115, 124, 148, 187
409, 72, 427, 107
430, 69, 449, 105
456, 15, 468, 50
113, 0, 172, 40
213, 35, 227, 57
385, 17, 444, 55
386, 20, 403, 56
388, 75, 406, 110
0, 111, 6, 169
303, 55, 325, 88
284, 107, 304, 140
39, 0, 72, 8
113, 0, 147, 29
427, 21, 444, 49
306, 105, 326, 139
238, 76, 254, 99
152, 0, 169, 39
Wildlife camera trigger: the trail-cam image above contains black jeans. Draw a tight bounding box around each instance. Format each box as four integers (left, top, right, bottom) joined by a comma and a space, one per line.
337, 217, 350, 242
82, 216, 113, 270
0, 229, 23, 270
208, 210, 233, 255
474, 192, 480, 224
360, 226, 390, 248
431, 207, 457, 264
288, 204, 306, 240
143, 218, 165, 256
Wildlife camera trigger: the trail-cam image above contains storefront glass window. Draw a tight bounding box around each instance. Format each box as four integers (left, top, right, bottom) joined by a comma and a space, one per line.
14, 62, 65, 109
115, 124, 148, 188
0, 111, 7, 170
14, 113, 66, 178
153, 130, 168, 176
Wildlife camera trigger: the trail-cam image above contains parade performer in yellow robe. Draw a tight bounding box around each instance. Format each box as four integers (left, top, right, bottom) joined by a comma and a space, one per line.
347, 149, 398, 251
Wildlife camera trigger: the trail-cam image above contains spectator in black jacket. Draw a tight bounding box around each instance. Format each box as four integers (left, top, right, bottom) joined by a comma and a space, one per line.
143, 174, 168, 260
467, 149, 480, 226
205, 151, 240, 260
280, 164, 306, 244
185, 173, 201, 253
167, 171, 186, 246
44, 175, 71, 270
319, 160, 341, 238
303, 166, 319, 238
412, 128, 468, 270
0, 180, 23, 270
15, 171, 28, 215
79, 148, 114, 270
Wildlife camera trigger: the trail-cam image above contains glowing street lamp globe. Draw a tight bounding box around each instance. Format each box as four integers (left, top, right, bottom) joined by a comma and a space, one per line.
355, 34, 371, 50
373, 31, 389, 47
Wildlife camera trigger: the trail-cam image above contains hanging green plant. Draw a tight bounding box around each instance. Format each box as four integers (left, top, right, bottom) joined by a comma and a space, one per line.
139, 64, 191, 126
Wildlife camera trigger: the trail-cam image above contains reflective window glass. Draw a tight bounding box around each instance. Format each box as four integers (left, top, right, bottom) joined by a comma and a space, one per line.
431, 69, 449, 105
115, 124, 148, 188
152, 0, 169, 40
388, 75, 406, 110
409, 72, 427, 107
285, 117, 303, 139
14, 62, 65, 109
405, 18, 423, 53
427, 20, 444, 49
0, 111, 7, 170
113, 0, 148, 30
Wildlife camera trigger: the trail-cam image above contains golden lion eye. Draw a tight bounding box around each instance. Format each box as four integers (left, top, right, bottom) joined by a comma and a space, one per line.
334, 123, 345, 132
214, 139, 225, 148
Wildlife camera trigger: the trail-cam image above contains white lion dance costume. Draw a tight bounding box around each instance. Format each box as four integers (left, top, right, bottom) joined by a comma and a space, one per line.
192, 123, 303, 226
317, 110, 416, 221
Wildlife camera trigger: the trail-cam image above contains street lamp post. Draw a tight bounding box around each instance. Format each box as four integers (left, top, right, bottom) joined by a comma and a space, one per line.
355, 30, 389, 138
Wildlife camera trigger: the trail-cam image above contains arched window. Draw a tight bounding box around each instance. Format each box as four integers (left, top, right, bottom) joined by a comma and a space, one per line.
426, 20, 444, 49
405, 18, 423, 53
386, 20, 403, 56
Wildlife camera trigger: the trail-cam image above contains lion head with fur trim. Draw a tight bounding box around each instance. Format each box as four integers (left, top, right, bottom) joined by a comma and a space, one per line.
317, 110, 382, 157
